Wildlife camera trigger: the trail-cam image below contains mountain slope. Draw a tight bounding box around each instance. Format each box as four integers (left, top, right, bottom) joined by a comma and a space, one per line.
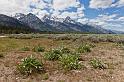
9, 13, 116, 34
42, 15, 113, 33
0, 14, 38, 34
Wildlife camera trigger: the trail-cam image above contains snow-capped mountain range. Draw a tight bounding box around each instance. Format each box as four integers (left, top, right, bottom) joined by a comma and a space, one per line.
0, 13, 116, 34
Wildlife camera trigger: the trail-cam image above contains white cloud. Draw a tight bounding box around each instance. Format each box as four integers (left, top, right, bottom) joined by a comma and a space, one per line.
112, 0, 124, 7
77, 5, 85, 18
77, 14, 118, 26
78, 18, 89, 24
51, 11, 61, 17
57, 11, 78, 19
89, 0, 113, 9
31, 9, 50, 18
0, 0, 28, 15
78, 14, 124, 31
30, 0, 51, 9
89, 14, 117, 26
118, 17, 124, 21
98, 14, 117, 21
51, 0, 85, 19
55, 5, 85, 19
0, 0, 85, 19
0, 0, 52, 16
0, 0, 41, 15
52, 0, 79, 10
89, 0, 124, 9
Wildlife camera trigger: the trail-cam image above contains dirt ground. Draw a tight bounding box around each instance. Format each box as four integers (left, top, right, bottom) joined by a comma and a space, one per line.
0, 36, 124, 82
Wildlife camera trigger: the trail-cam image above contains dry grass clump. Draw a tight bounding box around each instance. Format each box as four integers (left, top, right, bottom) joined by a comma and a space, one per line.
0, 53, 4, 58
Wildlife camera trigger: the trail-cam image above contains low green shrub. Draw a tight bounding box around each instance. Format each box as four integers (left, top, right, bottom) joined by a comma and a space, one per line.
21, 47, 30, 51
77, 44, 91, 53
116, 42, 124, 49
59, 54, 81, 70
90, 58, 106, 69
44, 49, 61, 61
33, 46, 45, 52
61, 47, 70, 54
17, 55, 43, 75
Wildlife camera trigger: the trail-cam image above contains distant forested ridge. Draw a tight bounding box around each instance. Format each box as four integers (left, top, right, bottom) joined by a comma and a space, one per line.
0, 25, 37, 34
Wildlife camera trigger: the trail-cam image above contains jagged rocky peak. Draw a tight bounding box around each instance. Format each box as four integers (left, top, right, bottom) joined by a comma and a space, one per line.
65, 16, 71, 21
64, 16, 76, 23
51, 16, 59, 20
14, 13, 25, 19
26, 13, 38, 19
23, 13, 42, 22
42, 15, 51, 21
14, 13, 38, 20
27, 13, 36, 17
51, 16, 65, 22
42, 15, 75, 23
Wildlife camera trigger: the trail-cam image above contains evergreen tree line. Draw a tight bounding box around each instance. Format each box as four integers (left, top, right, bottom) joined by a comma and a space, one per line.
0, 25, 38, 34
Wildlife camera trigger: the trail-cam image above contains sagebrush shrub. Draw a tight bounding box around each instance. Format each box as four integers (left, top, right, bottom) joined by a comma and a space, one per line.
77, 44, 91, 53
21, 47, 30, 51
13, 35, 32, 39
44, 49, 61, 61
59, 54, 81, 70
33, 46, 45, 52
90, 58, 106, 69
17, 55, 43, 75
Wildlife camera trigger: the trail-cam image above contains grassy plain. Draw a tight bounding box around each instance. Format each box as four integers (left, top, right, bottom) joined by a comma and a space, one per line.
0, 34, 124, 82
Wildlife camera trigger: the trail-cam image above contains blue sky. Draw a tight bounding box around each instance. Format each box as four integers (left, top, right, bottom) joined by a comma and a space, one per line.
0, 0, 124, 31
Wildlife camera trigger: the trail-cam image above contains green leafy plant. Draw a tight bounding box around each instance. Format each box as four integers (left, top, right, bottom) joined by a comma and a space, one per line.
61, 47, 70, 54
17, 55, 43, 75
90, 58, 106, 69
77, 44, 91, 53
21, 46, 30, 51
59, 54, 81, 70
44, 49, 61, 61
33, 46, 45, 52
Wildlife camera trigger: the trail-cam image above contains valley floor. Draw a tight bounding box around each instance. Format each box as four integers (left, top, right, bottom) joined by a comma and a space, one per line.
0, 34, 124, 82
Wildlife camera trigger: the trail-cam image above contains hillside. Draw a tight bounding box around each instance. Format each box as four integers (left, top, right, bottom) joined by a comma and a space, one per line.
0, 14, 38, 34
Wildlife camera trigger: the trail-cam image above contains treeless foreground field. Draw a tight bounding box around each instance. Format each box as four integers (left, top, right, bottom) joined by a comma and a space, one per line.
0, 34, 124, 82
